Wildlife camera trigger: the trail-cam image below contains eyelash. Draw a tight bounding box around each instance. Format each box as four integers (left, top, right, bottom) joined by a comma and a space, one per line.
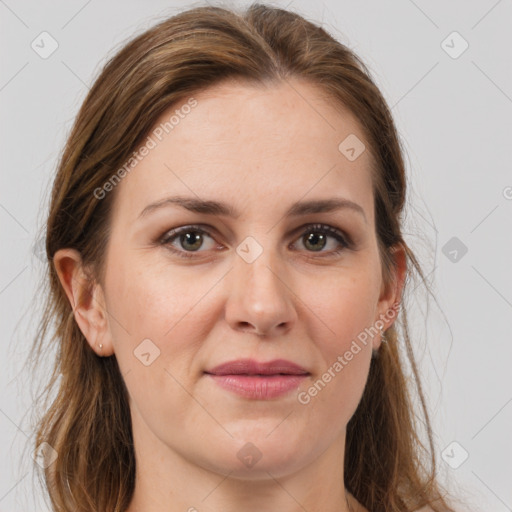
158, 223, 353, 260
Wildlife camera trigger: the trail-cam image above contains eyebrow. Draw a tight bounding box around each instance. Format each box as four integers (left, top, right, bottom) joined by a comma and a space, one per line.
138, 196, 367, 223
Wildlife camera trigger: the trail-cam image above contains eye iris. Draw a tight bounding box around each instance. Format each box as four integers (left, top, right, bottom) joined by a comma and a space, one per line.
181, 231, 203, 251
304, 232, 326, 252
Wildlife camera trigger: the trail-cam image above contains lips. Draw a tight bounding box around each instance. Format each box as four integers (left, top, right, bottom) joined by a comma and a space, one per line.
205, 358, 310, 400
205, 358, 310, 376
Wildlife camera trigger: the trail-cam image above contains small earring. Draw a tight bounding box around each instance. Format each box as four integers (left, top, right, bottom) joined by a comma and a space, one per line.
98, 343, 103, 349
379, 327, 387, 343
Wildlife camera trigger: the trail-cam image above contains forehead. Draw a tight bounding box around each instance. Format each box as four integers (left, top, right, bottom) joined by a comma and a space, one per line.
110, 77, 374, 227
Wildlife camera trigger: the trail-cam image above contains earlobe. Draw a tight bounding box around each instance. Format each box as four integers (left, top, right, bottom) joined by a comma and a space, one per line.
53, 248, 114, 357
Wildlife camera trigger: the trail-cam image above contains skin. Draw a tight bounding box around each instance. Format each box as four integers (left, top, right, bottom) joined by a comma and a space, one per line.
54, 77, 406, 512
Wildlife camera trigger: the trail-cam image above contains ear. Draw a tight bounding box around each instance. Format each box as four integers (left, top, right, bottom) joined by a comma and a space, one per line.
53, 248, 114, 357
373, 243, 407, 349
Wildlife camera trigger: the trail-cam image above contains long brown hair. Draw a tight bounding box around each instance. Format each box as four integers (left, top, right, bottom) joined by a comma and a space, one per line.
27, 3, 456, 511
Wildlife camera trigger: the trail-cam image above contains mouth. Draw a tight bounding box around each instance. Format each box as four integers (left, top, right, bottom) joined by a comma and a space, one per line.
204, 359, 310, 400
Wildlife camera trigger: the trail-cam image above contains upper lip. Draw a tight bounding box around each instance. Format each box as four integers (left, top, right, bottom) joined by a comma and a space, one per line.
205, 358, 310, 376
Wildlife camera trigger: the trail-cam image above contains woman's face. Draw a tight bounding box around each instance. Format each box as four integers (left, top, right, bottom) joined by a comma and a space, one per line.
86, 78, 403, 478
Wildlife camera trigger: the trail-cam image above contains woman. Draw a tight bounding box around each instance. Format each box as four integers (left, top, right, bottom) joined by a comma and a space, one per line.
29, 3, 459, 511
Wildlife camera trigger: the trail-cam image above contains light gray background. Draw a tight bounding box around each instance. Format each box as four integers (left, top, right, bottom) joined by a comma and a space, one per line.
1, 0, 511, 511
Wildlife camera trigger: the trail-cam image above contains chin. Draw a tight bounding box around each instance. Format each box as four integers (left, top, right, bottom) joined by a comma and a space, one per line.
193, 432, 314, 480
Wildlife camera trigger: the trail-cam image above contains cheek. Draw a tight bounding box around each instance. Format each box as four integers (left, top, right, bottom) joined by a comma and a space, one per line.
107, 253, 208, 339
105, 255, 234, 408
297, 266, 379, 411
306, 265, 380, 349
105, 260, 211, 421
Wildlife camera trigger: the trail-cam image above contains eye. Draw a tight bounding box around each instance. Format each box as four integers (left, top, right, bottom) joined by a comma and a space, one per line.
158, 225, 219, 259
158, 223, 352, 259
290, 223, 351, 257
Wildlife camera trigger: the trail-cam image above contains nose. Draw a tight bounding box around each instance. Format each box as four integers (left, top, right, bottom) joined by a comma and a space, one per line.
224, 244, 297, 338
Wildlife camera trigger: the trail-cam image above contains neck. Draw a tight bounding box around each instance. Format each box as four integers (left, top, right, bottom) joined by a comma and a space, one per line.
126, 413, 356, 512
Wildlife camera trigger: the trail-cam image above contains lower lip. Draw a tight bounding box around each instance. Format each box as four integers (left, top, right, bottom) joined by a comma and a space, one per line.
206, 374, 309, 399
